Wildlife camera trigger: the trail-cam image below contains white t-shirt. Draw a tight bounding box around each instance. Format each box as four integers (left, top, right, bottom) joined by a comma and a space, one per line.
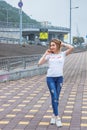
45, 51, 66, 77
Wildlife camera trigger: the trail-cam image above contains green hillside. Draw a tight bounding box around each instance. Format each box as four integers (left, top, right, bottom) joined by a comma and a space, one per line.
0, 0, 40, 25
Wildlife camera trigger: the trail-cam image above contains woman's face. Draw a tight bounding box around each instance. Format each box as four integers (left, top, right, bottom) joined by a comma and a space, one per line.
50, 42, 58, 53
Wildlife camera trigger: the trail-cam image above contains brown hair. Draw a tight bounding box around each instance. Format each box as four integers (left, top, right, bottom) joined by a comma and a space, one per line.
49, 38, 62, 50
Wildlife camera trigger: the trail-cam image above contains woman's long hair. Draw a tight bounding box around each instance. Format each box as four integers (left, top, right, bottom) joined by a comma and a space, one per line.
49, 38, 62, 50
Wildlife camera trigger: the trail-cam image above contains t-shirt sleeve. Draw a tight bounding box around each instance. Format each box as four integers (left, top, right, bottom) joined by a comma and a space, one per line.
62, 51, 67, 58
45, 54, 50, 61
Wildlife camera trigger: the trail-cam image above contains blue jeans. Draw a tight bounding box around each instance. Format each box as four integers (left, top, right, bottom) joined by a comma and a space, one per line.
46, 76, 63, 116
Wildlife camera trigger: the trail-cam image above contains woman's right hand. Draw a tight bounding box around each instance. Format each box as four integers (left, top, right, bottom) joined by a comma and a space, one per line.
45, 49, 53, 55
38, 49, 52, 66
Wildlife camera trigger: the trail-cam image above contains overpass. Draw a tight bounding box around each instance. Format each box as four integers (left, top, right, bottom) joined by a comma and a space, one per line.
0, 21, 70, 43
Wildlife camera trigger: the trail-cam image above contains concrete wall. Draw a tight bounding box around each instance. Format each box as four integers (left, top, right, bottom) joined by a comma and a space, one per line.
0, 66, 48, 82
0, 28, 20, 39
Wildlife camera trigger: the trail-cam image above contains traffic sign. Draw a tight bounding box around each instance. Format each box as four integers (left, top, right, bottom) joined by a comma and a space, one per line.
18, 1, 23, 8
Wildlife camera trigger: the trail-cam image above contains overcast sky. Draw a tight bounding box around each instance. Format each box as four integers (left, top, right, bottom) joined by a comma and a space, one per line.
4, 0, 87, 41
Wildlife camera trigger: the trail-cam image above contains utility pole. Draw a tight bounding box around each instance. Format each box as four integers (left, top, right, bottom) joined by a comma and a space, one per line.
18, 0, 23, 45
69, 0, 79, 44
69, 0, 71, 44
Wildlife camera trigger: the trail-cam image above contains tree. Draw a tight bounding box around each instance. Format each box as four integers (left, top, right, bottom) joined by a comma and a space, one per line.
73, 36, 84, 45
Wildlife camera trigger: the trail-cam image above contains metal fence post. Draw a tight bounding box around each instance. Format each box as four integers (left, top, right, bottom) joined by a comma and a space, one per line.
7, 59, 10, 71
23, 57, 26, 69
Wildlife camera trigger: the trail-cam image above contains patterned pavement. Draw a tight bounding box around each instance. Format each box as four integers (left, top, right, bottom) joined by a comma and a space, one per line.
0, 51, 87, 130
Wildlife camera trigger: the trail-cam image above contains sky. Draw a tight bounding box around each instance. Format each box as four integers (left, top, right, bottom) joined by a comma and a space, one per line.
2, 0, 87, 41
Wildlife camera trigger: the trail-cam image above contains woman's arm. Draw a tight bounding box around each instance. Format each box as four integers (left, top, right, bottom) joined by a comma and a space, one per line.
61, 42, 74, 56
38, 49, 51, 66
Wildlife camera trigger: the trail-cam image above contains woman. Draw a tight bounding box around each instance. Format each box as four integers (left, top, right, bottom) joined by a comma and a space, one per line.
38, 39, 74, 127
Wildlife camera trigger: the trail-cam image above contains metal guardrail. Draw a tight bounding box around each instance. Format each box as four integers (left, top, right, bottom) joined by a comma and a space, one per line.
0, 21, 70, 31
0, 37, 20, 44
0, 54, 42, 71
0, 47, 87, 72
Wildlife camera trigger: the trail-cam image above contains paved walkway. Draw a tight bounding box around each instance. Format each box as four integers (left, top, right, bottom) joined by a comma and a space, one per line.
0, 51, 87, 130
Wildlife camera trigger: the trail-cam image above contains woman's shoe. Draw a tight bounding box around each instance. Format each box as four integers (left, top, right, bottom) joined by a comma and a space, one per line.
56, 117, 63, 127
50, 116, 56, 124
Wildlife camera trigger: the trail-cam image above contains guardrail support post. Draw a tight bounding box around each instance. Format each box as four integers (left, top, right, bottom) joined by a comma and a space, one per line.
7, 59, 10, 71
23, 58, 26, 69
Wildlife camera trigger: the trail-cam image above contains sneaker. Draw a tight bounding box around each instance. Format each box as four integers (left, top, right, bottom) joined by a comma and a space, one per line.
56, 117, 63, 127
50, 117, 56, 125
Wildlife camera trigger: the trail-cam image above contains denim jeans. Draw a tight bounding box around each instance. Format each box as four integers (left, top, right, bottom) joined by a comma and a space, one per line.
46, 76, 63, 116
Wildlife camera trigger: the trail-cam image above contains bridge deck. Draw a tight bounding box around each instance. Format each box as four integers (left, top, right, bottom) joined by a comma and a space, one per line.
0, 51, 87, 130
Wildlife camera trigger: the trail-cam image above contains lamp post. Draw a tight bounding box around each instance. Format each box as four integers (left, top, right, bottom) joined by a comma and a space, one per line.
69, 0, 71, 44
69, 0, 79, 44
18, 0, 23, 45
6, 9, 8, 25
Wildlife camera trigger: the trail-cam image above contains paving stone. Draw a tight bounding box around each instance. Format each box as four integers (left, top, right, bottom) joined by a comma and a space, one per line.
0, 51, 87, 130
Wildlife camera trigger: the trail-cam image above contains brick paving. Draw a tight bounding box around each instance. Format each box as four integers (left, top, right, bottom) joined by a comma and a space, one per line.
0, 51, 87, 130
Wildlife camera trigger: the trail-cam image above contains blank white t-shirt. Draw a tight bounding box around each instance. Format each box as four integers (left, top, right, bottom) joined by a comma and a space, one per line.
45, 51, 66, 77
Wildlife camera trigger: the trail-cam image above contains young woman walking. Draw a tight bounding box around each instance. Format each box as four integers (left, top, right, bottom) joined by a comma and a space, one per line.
38, 39, 74, 127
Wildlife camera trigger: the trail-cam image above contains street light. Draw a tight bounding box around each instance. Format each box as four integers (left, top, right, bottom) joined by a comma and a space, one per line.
69, 0, 79, 44
18, 0, 23, 45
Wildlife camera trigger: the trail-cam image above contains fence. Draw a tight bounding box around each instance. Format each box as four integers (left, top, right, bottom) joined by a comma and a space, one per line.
0, 21, 70, 31
0, 46, 87, 72
0, 54, 43, 71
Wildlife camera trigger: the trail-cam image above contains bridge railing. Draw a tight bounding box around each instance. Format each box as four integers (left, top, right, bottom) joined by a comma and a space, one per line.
0, 37, 20, 44
0, 21, 70, 31
0, 54, 42, 72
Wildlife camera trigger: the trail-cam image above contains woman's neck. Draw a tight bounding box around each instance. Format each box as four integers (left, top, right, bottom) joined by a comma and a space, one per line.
53, 50, 61, 54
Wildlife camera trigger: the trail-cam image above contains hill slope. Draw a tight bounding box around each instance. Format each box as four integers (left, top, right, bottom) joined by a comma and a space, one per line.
0, 0, 40, 25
